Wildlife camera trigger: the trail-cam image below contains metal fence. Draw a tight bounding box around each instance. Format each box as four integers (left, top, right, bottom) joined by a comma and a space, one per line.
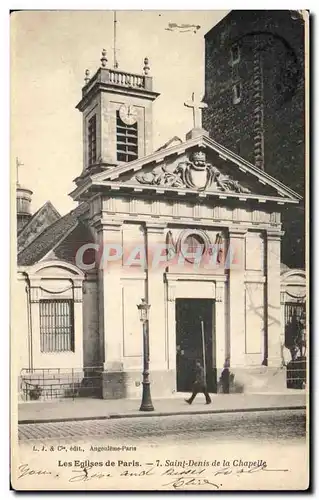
20, 366, 103, 401
284, 301, 306, 389
286, 357, 307, 389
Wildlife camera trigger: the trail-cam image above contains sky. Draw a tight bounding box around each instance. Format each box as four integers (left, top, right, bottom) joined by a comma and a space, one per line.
11, 10, 229, 215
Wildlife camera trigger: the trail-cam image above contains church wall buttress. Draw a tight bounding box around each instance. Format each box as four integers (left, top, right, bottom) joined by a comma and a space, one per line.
82, 276, 100, 367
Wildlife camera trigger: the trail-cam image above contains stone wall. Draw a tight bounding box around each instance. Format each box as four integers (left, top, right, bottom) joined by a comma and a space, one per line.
13, 275, 30, 374
96, 206, 284, 397
203, 10, 305, 268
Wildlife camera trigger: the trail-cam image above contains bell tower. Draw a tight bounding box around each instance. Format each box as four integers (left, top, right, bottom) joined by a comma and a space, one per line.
15, 158, 33, 234
76, 50, 160, 178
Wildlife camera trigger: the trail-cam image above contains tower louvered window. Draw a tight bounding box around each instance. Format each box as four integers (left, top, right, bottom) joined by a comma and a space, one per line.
40, 300, 74, 352
116, 111, 138, 162
88, 115, 97, 165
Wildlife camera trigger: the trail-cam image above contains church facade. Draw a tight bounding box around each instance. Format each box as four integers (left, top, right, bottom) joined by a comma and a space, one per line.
15, 51, 306, 401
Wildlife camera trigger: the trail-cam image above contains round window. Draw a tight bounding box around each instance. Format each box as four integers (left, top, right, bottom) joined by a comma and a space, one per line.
180, 232, 206, 263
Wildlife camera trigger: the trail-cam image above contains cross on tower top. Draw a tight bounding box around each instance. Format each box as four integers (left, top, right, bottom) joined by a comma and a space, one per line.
184, 92, 208, 129
16, 157, 24, 186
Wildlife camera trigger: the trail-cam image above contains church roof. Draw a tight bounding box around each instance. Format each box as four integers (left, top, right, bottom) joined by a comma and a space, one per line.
18, 203, 88, 266
17, 201, 61, 253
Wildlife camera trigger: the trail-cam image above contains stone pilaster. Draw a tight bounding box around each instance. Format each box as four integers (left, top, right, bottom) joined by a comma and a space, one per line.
166, 282, 176, 374
215, 280, 226, 374
266, 230, 283, 366
145, 222, 167, 372
228, 227, 247, 368
93, 219, 124, 398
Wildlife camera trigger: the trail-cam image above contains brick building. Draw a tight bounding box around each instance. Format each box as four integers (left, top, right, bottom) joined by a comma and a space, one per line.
202, 10, 306, 269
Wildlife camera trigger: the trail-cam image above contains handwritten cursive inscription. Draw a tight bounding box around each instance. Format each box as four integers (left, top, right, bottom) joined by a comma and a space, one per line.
120, 468, 155, 477
68, 466, 112, 483
18, 462, 289, 487
163, 477, 220, 489
17, 464, 59, 480
161, 464, 288, 489
213, 464, 289, 476
162, 467, 206, 477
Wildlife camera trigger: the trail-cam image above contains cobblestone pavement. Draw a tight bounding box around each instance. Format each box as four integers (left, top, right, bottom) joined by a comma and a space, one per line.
18, 409, 306, 444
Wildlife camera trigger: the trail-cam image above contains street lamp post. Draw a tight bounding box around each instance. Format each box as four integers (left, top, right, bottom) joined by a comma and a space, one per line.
137, 298, 154, 412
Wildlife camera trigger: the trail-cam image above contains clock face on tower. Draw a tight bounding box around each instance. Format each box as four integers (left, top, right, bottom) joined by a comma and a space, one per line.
119, 104, 138, 126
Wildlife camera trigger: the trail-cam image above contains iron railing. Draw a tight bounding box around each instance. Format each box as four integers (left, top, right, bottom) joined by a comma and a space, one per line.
20, 366, 103, 401
286, 357, 307, 389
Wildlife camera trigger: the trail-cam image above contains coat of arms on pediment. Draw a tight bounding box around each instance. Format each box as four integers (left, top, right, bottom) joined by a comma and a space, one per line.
135, 149, 251, 193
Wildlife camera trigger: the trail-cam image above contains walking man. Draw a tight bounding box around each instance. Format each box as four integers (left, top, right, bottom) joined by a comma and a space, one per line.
185, 360, 212, 405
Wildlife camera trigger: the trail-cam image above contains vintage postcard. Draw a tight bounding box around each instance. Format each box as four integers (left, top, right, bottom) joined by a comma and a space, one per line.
11, 10, 309, 491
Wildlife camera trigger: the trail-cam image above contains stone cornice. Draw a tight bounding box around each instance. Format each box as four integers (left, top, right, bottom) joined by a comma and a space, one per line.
82, 181, 298, 206
266, 229, 285, 240
90, 217, 123, 232
228, 227, 248, 237
86, 187, 284, 225
165, 273, 227, 282
145, 222, 167, 233
244, 275, 266, 284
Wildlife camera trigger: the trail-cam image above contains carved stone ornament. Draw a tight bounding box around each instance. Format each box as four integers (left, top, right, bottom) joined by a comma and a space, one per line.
135, 150, 251, 193
166, 230, 177, 260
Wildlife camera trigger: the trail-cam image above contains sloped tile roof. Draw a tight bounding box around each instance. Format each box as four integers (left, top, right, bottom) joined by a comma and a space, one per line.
17, 200, 61, 253
18, 203, 88, 266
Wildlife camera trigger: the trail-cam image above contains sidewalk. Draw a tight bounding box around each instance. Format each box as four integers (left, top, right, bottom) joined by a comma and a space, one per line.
18, 392, 307, 424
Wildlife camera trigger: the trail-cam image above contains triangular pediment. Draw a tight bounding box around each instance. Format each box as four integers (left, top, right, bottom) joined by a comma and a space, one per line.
71, 134, 301, 204
17, 201, 61, 254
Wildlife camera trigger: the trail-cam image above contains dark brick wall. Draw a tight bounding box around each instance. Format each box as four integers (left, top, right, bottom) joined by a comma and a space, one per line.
203, 11, 305, 268
203, 14, 257, 164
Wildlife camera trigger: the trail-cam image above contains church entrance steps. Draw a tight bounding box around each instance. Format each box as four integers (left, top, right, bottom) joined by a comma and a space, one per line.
18, 393, 306, 424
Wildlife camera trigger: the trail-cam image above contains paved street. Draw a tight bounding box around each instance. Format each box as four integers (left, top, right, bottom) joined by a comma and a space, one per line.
18, 392, 306, 423
19, 409, 306, 444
